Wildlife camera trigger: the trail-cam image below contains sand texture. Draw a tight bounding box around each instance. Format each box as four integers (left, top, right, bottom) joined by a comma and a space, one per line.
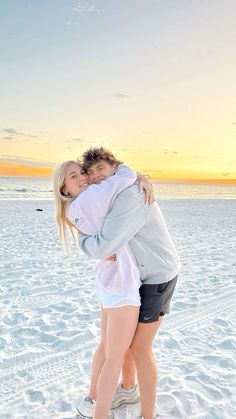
0, 200, 235, 418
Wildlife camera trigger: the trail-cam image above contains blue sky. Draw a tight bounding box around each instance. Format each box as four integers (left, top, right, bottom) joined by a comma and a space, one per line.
0, 0, 236, 180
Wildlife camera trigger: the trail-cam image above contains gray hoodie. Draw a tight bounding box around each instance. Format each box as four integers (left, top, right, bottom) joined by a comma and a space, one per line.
79, 183, 180, 285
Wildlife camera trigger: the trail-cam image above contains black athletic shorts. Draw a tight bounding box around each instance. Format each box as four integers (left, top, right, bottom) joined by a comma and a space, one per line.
138, 275, 178, 324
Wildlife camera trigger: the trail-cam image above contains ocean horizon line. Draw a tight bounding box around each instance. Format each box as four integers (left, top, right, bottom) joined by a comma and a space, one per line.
1, 175, 236, 186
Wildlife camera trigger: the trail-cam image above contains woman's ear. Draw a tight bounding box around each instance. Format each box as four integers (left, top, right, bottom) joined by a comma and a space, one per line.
61, 188, 69, 197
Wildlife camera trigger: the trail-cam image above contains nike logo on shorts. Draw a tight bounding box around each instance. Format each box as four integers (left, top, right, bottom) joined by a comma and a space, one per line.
144, 316, 153, 321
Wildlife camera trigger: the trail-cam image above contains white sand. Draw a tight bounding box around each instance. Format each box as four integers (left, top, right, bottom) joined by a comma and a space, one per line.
0, 199, 235, 419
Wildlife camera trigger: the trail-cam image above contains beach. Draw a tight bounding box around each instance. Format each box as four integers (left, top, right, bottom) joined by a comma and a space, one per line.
1, 199, 236, 419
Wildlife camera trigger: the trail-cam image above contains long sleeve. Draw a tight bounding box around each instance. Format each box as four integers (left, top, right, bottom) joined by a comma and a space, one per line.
67, 165, 137, 234
78, 189, 146, 259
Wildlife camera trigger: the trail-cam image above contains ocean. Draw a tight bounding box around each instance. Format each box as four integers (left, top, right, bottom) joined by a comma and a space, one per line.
0, 176, 235, 200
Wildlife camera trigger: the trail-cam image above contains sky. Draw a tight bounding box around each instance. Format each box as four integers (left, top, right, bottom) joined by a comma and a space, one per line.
0, 0, 236, 182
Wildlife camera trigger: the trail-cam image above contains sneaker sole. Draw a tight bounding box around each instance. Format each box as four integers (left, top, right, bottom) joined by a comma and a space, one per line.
111, 394, 140, 409
76, 407, 93, 418
76, 407, 114, 419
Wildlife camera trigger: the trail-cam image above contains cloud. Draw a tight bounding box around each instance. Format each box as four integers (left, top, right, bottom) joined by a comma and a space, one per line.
2, 136, 13, 141
0, 155, 55, 168
1, 154, 23, 159
72, 3, 99, 13
222, 172, 231, 177
71, 138, 84, 142
87, 5, 99, 12
163, 150, 179, 155
64, 138, 85, 145
1, 128, 25, 136
0, 128, 38, 139
66, 21, 79, 25
112, 93, 129, 99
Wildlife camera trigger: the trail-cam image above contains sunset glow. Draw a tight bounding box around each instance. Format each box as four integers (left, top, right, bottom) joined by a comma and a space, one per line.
1, 1, 235, 183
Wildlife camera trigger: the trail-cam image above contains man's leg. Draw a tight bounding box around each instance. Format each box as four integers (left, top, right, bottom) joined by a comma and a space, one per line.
130, 316, 163, 419
121, 348, 136, 389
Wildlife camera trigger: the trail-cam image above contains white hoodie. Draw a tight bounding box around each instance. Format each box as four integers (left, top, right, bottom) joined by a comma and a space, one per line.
68, 165, 142, 296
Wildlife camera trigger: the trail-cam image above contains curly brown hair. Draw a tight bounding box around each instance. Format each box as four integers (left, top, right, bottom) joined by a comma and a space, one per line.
81, 147, 123, 171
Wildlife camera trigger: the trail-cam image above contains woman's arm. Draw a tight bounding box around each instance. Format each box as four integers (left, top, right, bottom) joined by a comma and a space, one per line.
137, 172, 155, 205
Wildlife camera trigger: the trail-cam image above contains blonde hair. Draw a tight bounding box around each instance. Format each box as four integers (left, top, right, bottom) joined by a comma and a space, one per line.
53, 160, 81, 252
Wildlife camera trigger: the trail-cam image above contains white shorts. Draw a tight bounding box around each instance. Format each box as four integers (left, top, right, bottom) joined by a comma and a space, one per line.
96, 288, 141, 308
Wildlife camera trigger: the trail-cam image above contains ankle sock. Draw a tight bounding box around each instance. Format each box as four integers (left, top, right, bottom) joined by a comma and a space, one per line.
121, 384, 135, 392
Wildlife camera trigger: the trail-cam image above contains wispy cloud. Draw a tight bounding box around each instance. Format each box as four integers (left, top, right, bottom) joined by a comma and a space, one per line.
112, 93, 129, 99
0, 128, 38, 139
0, 155, 55, 168
66, 21, 79, 25
72, 2, 99, 13
64, 138, 85, 144
222, 172, 231, 177
1, 128, 25, 136
163, 150, 179, 155
2, 136, 13, 141
87, 5, 99, 12
67, 1, 100, 26
71, 138, 84, 142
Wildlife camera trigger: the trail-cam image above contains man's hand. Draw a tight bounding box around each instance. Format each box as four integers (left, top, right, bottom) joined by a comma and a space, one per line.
137, 172, 155, 205
105, 254, 117, 261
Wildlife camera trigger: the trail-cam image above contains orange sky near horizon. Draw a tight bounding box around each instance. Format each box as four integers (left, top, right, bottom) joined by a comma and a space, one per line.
0, 162, 53, 178
0, 161, 235, 184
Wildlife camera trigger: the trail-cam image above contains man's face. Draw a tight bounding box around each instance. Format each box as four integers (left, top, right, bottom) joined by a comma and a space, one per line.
87, 160, 117, 184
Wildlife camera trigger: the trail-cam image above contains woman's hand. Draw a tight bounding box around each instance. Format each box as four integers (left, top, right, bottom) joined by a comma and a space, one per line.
105, 254, 117, 261
137, 172, 155, 205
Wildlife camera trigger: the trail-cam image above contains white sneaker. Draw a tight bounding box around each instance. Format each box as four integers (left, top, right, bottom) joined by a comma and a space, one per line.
76, 396, 95, 418
111, 383, 140, 409
76, 396, 114, 418
137, 411, 160, 418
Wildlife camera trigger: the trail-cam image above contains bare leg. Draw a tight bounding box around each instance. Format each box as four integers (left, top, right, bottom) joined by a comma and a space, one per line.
121, 348, 137, 389
94, 306, 139, 419
130, 316, 163, 419
88, 307, 107, 400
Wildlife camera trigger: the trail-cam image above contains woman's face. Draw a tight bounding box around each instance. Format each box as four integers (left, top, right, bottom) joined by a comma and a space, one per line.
63, 163, 89, 197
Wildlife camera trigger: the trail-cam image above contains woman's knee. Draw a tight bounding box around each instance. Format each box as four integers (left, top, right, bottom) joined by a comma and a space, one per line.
97, 340, 106, 355
106, 345, 129, 363
105, 353, 126, 368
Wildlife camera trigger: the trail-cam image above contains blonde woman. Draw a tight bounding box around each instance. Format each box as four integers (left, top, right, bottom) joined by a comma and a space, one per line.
53, 159, 154, 419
